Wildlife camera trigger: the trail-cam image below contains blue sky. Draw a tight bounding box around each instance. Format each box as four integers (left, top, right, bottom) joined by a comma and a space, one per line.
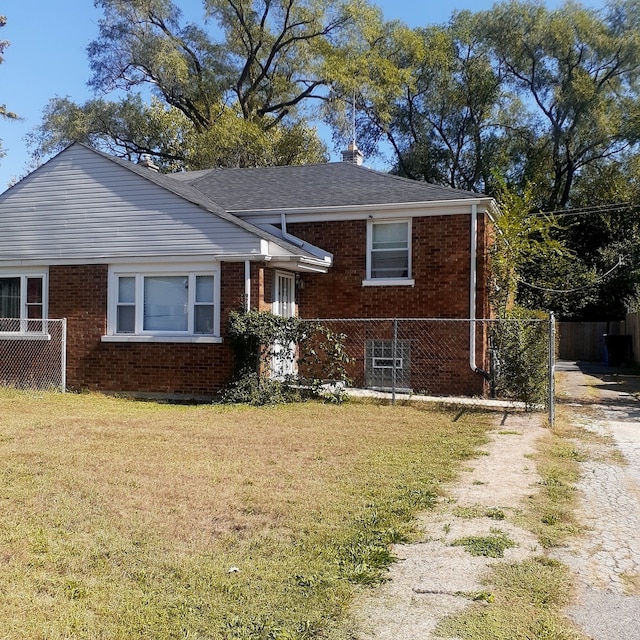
0, 1, 605, 189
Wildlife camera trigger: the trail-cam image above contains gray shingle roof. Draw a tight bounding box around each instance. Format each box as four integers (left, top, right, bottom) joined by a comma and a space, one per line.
168, 162, 487, 211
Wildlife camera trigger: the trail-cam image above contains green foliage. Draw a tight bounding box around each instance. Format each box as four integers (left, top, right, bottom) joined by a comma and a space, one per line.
29, 0, 351, 169
452, 504, 506, 520
28, 96, 328, 171
491, 308, 550, 409
220, 372, 304, 406
223, 309, 352, 405
437, 556, 583, 640
490, 179, 570, 315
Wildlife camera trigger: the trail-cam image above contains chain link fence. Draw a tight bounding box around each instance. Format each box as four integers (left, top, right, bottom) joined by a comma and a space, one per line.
0, 315, 555, 420
0, 319, 67, 391
301, 317, 555, 417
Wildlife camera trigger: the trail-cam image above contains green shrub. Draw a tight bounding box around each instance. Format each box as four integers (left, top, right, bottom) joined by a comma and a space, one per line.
223, 310, 352, 405
491, 308, 550, 408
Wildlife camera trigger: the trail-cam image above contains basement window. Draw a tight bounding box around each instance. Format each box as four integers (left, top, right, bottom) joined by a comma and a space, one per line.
365, 339, 411, 390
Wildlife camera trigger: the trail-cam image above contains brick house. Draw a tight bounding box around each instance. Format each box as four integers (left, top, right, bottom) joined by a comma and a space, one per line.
0, 143, 496, 397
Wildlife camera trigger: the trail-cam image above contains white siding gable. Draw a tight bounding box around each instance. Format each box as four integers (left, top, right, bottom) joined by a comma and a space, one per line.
0, 145, 266, 265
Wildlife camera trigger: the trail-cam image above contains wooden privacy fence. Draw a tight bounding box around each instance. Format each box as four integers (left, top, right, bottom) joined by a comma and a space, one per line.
559, 313, 640, 364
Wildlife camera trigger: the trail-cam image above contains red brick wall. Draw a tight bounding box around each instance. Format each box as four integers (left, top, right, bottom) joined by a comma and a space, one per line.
48, 263, 245, 396
287, 214, 491, 396
38, 212, 491, 397
289, 214, 486, 319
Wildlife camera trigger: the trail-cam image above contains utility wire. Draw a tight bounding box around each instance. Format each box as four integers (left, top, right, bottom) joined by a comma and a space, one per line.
535, 202, 639, 218
518, 256, 624, 293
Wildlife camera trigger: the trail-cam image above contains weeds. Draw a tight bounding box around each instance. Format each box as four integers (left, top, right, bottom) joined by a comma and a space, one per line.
452, 505, 506, 520
451, 528, 517, 558
436, 557, 587, 639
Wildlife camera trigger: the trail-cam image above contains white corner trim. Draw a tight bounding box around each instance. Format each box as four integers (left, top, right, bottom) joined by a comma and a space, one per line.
101, 335, 223, 344
362, 278, 415, 287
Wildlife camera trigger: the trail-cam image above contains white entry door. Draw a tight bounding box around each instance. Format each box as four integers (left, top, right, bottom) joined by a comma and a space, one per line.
272, 271, 296, 377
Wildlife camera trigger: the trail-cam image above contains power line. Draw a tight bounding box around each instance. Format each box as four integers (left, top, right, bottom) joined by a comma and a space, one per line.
535, 202, 639, 218
518, 256, 624, 293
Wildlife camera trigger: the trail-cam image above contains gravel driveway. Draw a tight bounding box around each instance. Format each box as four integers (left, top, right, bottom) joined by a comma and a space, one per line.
342, 365, 640, 639
552, 365, 640, 640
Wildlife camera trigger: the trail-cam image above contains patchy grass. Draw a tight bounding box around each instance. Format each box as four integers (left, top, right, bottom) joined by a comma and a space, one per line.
452, 505, 506, 520
438, 401, 593, 639
451, 528, 516, 558
512, 409, 583, 548
436, 556, 587, 639
0, 388, 492, 639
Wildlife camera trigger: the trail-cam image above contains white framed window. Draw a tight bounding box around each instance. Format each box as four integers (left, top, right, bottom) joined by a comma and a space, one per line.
0, 271, 48, 334
363, 219, 414, 286
104, 264, 221, 343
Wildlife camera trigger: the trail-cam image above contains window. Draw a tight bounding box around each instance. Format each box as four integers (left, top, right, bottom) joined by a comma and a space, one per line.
365, 340, 411, 390
364, 220, 414, 286
0, 274, 46, 333
106, 266, 220, 342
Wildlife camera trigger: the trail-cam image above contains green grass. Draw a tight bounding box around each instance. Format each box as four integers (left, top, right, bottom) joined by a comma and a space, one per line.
0, 388, 492, 639
451, 528, 516, 558
436, 557, 587, 639
452, 505, 506, 520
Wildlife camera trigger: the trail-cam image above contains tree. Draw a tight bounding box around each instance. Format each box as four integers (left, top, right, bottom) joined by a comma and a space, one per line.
322, 1, 640, 319
0, 15, 19, 160
334, 1, 640, 208
28, 0, 363, 169
481, 0, 640, 210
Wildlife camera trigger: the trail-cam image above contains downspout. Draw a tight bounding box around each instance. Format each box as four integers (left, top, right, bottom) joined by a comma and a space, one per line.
244, 260, 251, 311
280, 213, 304, 248
469, 204, 491, 380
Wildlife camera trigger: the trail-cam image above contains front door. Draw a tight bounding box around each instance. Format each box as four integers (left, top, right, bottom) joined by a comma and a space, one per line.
271, 271, 296, 377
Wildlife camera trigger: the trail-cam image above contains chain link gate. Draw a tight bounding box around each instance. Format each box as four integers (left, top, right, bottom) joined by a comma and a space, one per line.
0, 319, 67, 391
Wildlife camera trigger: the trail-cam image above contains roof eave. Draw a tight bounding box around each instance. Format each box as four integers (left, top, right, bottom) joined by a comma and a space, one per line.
228, 198, 496, 217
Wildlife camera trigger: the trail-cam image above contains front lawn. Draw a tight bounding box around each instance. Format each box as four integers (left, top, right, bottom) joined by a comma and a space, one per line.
0, 390, 491, 639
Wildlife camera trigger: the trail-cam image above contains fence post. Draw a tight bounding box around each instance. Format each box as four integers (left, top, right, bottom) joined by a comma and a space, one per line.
548, 312, 555, 427
392, 318, 398, 406
60, 318, 67, 393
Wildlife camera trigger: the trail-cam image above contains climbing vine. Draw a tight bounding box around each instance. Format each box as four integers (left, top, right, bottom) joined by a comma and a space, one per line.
223, 309, 352, 405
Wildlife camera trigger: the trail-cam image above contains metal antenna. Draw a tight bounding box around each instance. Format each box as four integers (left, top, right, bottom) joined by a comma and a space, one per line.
351, 89, 357, 148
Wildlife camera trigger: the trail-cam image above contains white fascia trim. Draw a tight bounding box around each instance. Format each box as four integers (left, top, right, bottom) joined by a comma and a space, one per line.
230, 198, 494, 216
269, 260, 330, 274
0, 254, 268, 268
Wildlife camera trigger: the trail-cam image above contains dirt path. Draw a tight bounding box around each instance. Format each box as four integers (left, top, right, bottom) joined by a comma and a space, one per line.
343, 368, 640, 639
345, 410, 547, 639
